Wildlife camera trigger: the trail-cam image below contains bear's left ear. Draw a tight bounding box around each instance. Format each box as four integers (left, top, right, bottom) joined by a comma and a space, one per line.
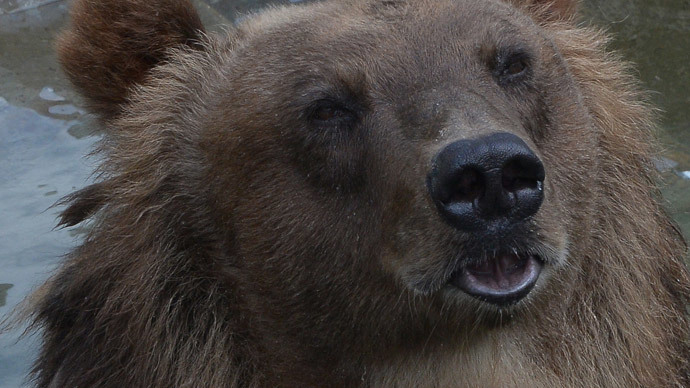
506, 0, 579, 22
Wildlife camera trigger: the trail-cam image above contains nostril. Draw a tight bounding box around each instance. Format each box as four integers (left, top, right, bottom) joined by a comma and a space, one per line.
447, 168, 484, 204
502, 158, 544, 193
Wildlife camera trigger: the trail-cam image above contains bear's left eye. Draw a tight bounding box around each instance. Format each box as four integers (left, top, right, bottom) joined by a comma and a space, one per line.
495, 51, 531, 84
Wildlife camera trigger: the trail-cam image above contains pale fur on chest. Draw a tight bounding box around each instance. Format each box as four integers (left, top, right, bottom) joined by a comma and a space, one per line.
366, 329, 559, 388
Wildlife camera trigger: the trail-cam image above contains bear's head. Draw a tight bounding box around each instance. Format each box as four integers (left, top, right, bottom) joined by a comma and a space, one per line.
61, 0, 588, 314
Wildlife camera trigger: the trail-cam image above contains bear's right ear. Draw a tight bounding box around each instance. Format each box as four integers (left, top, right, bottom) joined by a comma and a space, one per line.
57, 0, 206, 121
506, 0, 579, 22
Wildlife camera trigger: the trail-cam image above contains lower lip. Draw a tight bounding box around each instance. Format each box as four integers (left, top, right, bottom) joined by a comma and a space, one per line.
449, 254, 543, 306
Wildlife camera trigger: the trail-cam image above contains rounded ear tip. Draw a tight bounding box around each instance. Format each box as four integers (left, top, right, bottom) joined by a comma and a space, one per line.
57, 0, 206, 122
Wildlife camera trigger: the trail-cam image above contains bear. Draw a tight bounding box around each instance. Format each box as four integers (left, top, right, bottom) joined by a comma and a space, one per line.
25, 0, 690, 386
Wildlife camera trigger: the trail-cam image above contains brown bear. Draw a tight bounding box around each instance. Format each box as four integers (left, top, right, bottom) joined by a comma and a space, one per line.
26, 0, 690, 386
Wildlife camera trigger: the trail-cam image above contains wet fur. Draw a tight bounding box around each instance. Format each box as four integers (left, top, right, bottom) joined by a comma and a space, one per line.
23, 0, 690, 387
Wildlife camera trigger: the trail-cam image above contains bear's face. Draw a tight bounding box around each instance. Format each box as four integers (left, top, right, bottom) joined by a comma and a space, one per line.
44, 0, 690, 385
188, 0, 596, 323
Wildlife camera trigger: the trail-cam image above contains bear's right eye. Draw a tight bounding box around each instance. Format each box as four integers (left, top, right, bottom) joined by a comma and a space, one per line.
308, 100, 357, 127
314, 106, 347, 122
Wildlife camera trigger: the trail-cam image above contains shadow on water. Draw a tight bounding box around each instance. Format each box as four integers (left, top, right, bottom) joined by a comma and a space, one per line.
0, 0, 688, 386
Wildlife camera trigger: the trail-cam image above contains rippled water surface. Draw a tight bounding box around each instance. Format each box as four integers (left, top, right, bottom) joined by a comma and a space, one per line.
0, 0, 688, 386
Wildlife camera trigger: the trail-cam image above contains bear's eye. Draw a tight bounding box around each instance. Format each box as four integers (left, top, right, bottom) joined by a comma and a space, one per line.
309, 100, 356, 126
495, 51, 531, 84
505, 59, 526, 76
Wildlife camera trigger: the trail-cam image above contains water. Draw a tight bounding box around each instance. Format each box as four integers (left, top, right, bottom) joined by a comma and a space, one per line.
581, 0, 690, 238
0, 0, 688, 386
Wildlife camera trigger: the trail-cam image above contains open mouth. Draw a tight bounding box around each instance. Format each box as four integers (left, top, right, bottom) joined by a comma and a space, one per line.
449, 253, 543, 306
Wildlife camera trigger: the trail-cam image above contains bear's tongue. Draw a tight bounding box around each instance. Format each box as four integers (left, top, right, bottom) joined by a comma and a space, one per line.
451, 253, 542, 305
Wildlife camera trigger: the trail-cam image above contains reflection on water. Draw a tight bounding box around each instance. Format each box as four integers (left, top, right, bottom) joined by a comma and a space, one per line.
0, 0, 688, 387
0, 284, 12, 308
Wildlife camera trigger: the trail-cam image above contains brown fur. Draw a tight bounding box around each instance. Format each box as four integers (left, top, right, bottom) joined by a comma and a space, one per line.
56, 0, 205, 120
25, 0, 690, 386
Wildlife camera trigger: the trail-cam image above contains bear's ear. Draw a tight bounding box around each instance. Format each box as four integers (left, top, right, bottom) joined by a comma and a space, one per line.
57, 0, 206, 121
506, 0, 579, 22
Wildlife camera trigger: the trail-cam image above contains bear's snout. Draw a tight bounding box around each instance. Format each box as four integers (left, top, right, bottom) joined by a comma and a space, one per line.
427, 132, 545, 232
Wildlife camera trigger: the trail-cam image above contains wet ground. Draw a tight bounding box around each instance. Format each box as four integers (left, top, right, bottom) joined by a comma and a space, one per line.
0, 0, 688, 386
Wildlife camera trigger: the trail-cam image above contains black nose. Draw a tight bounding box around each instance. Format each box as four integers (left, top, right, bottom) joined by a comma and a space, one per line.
427, 132, 545, 231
